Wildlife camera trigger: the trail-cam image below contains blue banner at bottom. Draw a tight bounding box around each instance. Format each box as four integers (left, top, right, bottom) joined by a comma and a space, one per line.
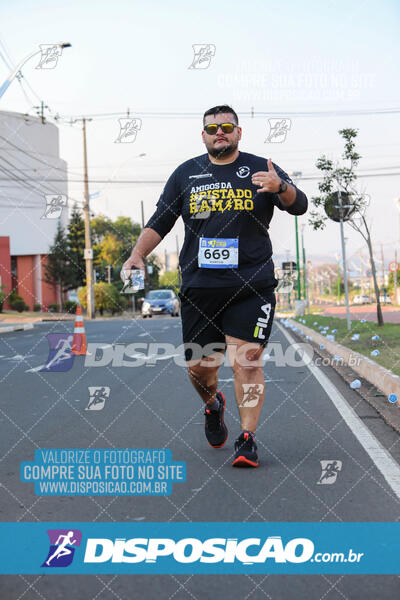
0, 522, 399, 574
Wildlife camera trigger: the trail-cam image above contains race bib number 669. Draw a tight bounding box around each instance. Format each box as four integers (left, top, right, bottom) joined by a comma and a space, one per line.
198, 237, 239, 269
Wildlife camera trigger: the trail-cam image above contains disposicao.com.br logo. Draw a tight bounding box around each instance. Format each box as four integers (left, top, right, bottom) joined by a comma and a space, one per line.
82, 536, 363, 565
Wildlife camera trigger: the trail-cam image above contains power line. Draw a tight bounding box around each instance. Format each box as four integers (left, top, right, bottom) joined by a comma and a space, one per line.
0, 134, 83, 177
0, 171, 399, 185
53, 107, 400, 121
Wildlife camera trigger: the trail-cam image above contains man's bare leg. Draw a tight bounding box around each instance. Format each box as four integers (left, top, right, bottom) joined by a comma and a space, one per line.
226, 335, 265, 432
187, 351, 225, 407
187, 350, 228, 448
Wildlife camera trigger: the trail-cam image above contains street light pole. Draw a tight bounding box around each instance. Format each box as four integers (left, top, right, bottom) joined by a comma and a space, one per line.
291, 171, 302, 300
0, 43, 71, 99
295, 217, 301, 299
301, 225, 308, 311
80, 117, 95, 319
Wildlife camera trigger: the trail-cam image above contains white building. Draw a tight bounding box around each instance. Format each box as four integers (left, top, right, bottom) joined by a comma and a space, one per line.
0, 110, 68, 309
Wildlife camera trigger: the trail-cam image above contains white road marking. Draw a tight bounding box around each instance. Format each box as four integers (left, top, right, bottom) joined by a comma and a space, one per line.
155, 354, 180, 361
6, 354, 35, 361
278, 323, 400, 499
25, 365, 45, 373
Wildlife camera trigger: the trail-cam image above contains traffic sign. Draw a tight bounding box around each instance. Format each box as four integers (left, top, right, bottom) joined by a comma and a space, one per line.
324, 191, 356, 222
389, 261, 399, 273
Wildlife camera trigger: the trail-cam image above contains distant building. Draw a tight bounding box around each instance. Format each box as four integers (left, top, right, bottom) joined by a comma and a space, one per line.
0, 111, 68, 310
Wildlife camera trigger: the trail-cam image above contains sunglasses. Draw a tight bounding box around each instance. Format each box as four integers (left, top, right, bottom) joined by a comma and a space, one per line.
203, 122, 237, 135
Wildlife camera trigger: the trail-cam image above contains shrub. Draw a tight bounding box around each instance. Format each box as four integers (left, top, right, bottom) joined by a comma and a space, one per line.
0, 285, 6, 313
9, 293, 29, 312
63, 300, 78, 314
48, 303, 60, 313
78, 283, 127, 315
33, 303, 41, 312
13, 299, 29, 312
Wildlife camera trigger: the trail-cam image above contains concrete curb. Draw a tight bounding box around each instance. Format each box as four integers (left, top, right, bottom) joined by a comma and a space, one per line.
0, 322, 34, 334
286, 318, 400, 403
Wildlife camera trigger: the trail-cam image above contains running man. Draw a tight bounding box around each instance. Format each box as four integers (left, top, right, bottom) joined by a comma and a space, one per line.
123, 105, 308, 467
43, 335, 73, 370
45, 531, 77, 565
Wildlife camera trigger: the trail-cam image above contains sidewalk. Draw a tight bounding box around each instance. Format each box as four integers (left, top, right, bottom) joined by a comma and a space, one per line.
322, 305, 400, 323
0, 322, 34, 334
0, 310, 142, 326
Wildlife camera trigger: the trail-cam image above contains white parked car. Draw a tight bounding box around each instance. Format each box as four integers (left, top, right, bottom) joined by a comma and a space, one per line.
353, 294, 371, 305
379, 293, 392, 304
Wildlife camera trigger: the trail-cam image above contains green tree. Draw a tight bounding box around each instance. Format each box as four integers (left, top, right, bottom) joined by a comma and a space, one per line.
388, 268, 400, 296
147, 255, 161, 290
44, 222, 72, 292
78, 282, 128, 315
92, 214, 141, 276
309, 128, 384, 326
91, 214, 113, 243
94, 233, 124, 268
159, 270, 180, 295
68, 204, 86, 288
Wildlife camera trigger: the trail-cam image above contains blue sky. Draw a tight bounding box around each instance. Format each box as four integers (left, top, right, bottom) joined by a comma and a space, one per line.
0, 0, 399, 265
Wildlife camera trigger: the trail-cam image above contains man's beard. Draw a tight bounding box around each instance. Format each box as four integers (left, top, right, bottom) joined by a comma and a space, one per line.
207, 140, 238, 159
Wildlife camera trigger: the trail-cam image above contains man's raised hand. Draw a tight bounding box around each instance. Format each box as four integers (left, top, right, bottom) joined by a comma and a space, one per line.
251, 158, 281, 193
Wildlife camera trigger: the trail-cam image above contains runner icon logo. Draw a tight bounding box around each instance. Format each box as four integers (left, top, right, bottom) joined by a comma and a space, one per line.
42, 529, 82, 568
253, 304, 272, 340
114, 118, 142, 144
86, 386, 110, 411
41, 194, 68, 219
240, 384, 264, 407
41, 333, 74, 372
317, 460, 342, 485
188, 44, 216, 70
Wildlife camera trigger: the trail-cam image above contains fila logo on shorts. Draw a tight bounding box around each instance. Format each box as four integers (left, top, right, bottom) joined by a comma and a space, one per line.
253, 303, 272, 340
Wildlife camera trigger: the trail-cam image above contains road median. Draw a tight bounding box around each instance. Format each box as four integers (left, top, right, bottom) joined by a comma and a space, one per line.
284, 318, 400, 404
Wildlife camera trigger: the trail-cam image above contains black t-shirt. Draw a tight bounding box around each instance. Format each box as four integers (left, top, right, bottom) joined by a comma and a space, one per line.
145, 151, 308, 288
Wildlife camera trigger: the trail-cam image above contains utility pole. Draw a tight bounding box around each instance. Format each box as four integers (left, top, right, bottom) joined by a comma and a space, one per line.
106, 265, 112, 284
76, 117, 95, 319
34, 100, 49, 124
380, 243, 385, 291
164, 249, 169, 272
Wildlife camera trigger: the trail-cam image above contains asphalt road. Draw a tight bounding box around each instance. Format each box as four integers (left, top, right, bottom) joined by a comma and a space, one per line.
1, 315, 400, 599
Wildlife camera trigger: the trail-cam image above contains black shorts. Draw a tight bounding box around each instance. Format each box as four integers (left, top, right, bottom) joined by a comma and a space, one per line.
179, 283, 276, 360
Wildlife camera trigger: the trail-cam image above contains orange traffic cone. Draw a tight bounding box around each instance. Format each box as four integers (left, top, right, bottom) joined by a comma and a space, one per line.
71, 304, 87, 355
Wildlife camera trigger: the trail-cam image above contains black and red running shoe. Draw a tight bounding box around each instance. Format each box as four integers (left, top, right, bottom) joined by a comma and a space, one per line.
204, 390, 228, 448
232, 431, 259, 467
